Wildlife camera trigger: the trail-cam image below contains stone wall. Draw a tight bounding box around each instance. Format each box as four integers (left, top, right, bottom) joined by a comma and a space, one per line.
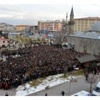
66, 36, 100, 55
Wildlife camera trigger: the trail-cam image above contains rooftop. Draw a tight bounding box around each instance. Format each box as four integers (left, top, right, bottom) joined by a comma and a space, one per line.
75, 17, 100, 20
0, 36, 8, 40
16, 25, 31, 27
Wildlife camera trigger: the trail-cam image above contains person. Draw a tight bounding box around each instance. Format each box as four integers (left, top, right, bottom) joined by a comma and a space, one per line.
0, 82, 2, 89
5, 92, 9, 96
61, 91, 65, 96
5, 82, 9, 90
45, 93, 48, 96
85, 72, 89, 81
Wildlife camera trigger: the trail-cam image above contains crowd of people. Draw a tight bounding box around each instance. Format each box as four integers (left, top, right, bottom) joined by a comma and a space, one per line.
0, 45, 88, 89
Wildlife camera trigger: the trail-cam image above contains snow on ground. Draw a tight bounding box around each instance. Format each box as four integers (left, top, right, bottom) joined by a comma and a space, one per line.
16, 74, 81, 96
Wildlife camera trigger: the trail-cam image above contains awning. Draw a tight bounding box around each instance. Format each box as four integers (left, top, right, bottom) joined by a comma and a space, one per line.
77, 55, 96, 63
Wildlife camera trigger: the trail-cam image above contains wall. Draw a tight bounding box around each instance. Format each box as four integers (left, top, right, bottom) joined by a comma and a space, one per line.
67, 36, 100, 55
0, 39, 8, 47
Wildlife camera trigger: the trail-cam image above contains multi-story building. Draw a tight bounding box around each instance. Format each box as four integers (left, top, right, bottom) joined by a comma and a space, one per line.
29, 26, 38, 34
74, 17, 100, 32
38, 20, 62, 34
16, 25, 30, 31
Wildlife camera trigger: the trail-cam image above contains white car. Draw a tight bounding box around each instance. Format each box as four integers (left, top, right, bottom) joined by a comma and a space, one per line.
92, 81, 100, 96
71, 90, 92, 96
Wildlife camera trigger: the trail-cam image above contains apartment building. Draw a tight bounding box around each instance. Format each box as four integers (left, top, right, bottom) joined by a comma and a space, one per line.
16, 25, 30, 31
38, 20, 62, 33
74, 17, 100, 32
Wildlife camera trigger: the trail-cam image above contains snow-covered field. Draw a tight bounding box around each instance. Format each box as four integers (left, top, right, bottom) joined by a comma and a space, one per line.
16, 74, 81, 96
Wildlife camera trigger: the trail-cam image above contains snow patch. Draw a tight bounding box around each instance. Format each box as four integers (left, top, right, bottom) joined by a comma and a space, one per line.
16, 74, 81, 96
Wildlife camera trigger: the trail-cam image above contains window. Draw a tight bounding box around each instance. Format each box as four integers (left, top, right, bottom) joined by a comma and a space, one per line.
3, 41, 5, 43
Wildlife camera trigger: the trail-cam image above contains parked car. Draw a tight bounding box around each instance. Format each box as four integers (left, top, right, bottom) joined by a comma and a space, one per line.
71, 90, 92, 96
92, 81, 100, 96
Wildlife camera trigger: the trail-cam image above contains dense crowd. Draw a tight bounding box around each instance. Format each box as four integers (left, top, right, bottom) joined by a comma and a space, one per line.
0, 45, 88, 89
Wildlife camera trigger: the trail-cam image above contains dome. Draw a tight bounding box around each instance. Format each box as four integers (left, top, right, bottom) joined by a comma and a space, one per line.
84, 32, 100, 38
73, 31, 100, 39
74, 31, 84, 36
92, 21, 100, 32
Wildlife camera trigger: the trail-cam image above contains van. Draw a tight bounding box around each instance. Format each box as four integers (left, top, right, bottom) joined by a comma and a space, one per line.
92, 81, 100, 96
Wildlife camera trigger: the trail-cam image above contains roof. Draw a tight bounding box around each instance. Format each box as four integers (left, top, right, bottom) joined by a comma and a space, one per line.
70, 31, 100, 39
0, 37, 7, 41
77, 55, 96, 63
75, 17, 100, 20
70, 7, 74, 16
16, 25, 30, 27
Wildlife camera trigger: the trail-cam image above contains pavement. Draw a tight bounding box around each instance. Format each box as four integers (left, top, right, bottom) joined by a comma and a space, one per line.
0, 74, 100, 96
0, 88, 16, 96
28, 74, 100, 96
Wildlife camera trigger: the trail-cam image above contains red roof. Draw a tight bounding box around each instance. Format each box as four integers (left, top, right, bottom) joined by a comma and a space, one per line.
0, 37, 7, 41
75, 17, 100, 20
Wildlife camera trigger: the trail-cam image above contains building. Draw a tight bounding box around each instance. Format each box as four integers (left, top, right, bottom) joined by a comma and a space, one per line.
64, 8, 100, 55
38, 7, 75, 35
68, 7, 75, 34
74, 17, 100, 32
62, 7, 75, 34
16, 25, 30, 31
0, 36, 8, 47
38, 20, 62, 34
0, 23, 15, 32
66, 21, 100, 55
29, 26, 38, 34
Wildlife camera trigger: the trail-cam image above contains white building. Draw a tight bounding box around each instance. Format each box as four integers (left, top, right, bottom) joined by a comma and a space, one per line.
0, 36, 8, 47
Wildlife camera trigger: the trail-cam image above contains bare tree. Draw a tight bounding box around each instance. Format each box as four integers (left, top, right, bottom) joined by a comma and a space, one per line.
54, 33, 67, 48
88, 74, 98, 93
55, 33, 63, 45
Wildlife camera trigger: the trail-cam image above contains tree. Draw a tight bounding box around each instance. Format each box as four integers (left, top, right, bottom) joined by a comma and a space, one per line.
54, 33, 64, 47
88, 74, 98, 93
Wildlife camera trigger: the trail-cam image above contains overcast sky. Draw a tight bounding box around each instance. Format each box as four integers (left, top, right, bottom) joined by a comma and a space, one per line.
0, 0, 100, 25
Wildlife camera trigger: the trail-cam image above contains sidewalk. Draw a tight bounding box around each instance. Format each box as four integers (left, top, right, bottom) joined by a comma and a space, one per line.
28, 74, 100, 96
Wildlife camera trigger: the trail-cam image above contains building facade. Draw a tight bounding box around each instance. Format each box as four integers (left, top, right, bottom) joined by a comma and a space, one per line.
67, 36, 100, 55
16, 25, 30, 31
74, 17, 100, 32
0, 37, 8, 47
29, 26, 38, 34
38, 20, 62, 33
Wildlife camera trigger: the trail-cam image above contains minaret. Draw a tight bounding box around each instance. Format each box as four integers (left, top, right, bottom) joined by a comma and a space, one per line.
66, 13, 68, 23
69, 6, 75, 34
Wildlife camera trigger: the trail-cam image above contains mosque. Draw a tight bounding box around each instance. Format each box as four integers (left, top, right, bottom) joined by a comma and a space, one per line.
63, 7, 100, 55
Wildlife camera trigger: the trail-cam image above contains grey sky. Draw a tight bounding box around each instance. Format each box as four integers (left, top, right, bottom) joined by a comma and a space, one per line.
0, 2, 100, 25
